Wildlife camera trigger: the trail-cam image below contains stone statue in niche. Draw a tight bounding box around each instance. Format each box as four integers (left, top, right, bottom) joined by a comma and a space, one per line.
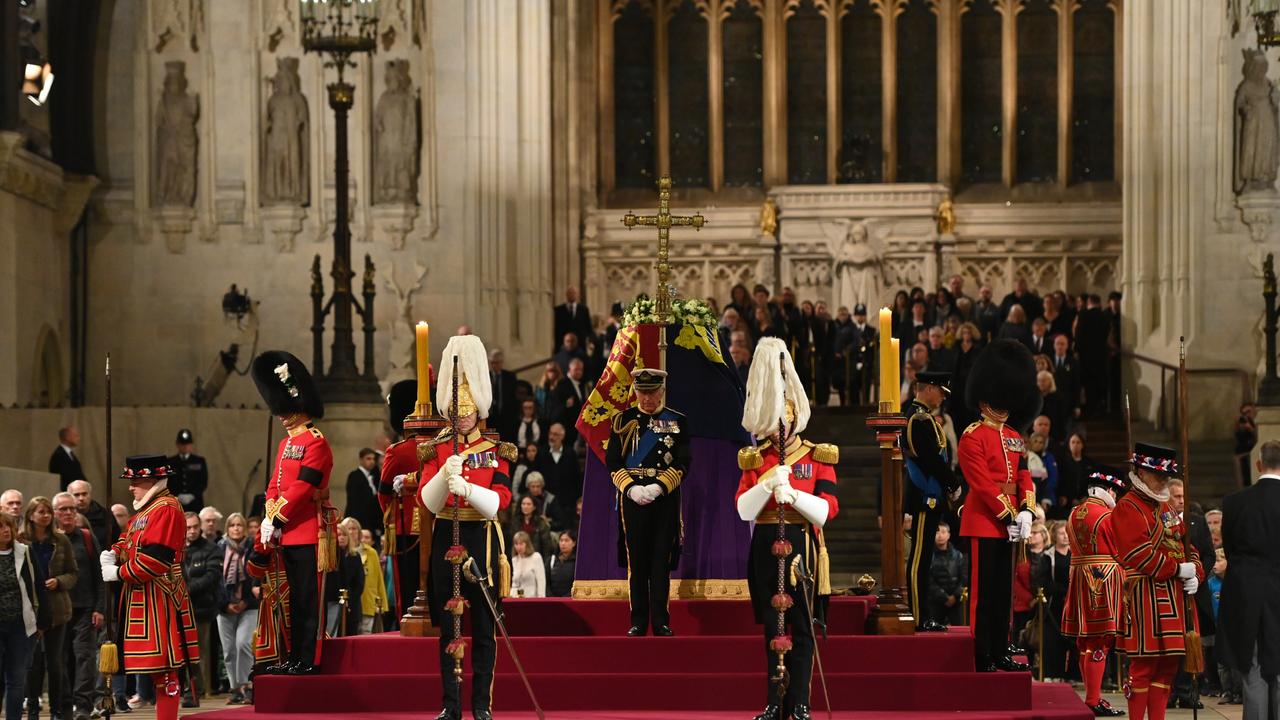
374, 59, 419, 205
155, 61, 198, 207
1235, 49, 1280, 195
834, 220, 883, 311
263, 57, 310, 206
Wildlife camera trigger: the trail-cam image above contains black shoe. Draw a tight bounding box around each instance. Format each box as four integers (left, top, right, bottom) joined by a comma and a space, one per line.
917, 620, 948, 632
993, 655, 1030, 672
1007, 643, 1026, 656
1089, 700, 1125, 716
1173, 697, 1203, 710
791, 705, 812, 720
653, 625, 674, 637
262, 660, 295, 675
286, 663, 321, 675
626, 625, 646, 637
111, 699, 130, 714
434, 711, 461, 720
180, 697, 199, 709
472, 711, 492, 720
751, 705, 784, 720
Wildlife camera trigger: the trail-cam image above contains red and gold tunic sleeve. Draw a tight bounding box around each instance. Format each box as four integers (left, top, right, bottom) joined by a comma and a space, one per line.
1111, 495, 1177, 582
119, 498, 184, 585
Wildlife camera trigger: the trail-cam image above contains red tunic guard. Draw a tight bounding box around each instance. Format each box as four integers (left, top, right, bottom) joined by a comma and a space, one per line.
957, 419, 1036, 539
379, 435, 434, 614
266, 424, 333, 547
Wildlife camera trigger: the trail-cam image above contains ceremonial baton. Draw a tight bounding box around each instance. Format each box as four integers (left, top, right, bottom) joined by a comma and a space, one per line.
771, 351, 791, 702
793, 560, 833, 720
448, 355, 464, 688
464, 557, 545, 720
97, 354, 118, 720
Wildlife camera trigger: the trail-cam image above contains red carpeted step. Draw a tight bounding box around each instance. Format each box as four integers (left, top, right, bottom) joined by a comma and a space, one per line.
496, 596, 873, 636
317, 633, 977, 675
254, 670, 1031, 713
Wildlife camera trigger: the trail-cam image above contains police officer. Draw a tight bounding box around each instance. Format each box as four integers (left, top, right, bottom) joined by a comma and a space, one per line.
251, 351, 334, 676
903, 371, 961, 631
168, 428, 209, 512
607, 368, 690, 637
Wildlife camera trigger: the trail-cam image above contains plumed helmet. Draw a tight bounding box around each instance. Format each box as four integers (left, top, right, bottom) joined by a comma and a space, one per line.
386, 379, 418, 436
251, 350, 324, 419
742, 337, 811, 438
436, 335, 493, 420
964, 339, 1040, 431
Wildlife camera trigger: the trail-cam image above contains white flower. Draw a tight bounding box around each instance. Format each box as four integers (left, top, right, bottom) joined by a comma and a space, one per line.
274, 363, 290, 383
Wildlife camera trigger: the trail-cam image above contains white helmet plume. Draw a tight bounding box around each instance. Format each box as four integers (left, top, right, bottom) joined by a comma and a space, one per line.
436, 335, 493, 420
741, 337, 810, 438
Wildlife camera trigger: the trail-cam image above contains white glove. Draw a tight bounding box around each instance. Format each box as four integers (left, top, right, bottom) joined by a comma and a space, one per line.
177, 493, 195, 507
99, 550, 117, 567
1007, 523, 1022, 542
392, 474, 408, 494
641, 485, 663, 503
259, 520, 274, 547
763, 465, 792, 492
773, 484, 799, 505
101, 564, 120, 583
443, 455, 465, 477
1015, 510, 1034, 541
627, 485, 651, 506
447, 475, 471, 498
1176, 562, 1197, 580
1182, 576, 1199, 595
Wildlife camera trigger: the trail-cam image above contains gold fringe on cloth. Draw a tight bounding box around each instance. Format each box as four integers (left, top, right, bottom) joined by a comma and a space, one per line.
571, 578, 751, 600
317, 503, 340, 573
817, 544, 832, 596
497, 554, 512, 599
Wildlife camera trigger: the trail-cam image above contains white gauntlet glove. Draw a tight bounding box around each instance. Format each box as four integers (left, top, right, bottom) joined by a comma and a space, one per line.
443, 455, 465, 477
1176, 562, 1197, 580
1014, 510, 1034, 542
259, 520, 275, 546
99, 550, 117, 567
392, 474, 408, 494
101, 564, 120, 583
762, 465, 792, 492
773, 484, 799, 505
1182, 576, 1200, 595
447, 475, 471, 498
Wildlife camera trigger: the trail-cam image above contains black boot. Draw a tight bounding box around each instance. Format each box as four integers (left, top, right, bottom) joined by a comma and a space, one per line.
791, 705, 812, 720
1089, 699, 1125, 716
751, 705, 784, 720
433, 710, 461, 720
993, 655, 1030, 672
472, 710, 492, 720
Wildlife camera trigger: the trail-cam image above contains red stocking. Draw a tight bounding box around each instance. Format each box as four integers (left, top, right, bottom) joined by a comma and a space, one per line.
1079, 648, 1108, 706
1145, 656, 1182, 720
1126, 657, 1155, 720
153, 671, 181, 720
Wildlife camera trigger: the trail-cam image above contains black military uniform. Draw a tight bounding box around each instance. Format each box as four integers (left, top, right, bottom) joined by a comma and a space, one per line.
902, 371, 960, 631
168, 429, 209, 513
606, 369, 691, 636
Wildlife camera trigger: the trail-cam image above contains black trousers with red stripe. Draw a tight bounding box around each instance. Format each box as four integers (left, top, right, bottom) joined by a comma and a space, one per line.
969, 536, 1013, 662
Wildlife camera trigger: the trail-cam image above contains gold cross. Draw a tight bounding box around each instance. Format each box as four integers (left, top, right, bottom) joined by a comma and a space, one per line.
620, 176, 705, 363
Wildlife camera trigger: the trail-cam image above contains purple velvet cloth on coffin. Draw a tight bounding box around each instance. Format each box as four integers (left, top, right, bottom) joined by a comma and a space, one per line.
576, 435, 751, 583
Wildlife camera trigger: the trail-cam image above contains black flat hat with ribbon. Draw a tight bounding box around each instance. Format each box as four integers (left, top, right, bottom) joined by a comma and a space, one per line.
252, 350, 324, 419
916, 371, 952, 396
1086, 464, 1127, 494
1131, 441, 1180, 477
120, 454, 175, 483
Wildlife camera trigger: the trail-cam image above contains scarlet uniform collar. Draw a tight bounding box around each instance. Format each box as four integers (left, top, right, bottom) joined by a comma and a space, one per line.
286, 421, 315, 438
458, 428, 483, 444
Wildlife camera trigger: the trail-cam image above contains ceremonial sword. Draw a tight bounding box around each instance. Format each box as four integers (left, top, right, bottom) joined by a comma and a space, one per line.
793, 559, 833, 720
463, 557, 545, 720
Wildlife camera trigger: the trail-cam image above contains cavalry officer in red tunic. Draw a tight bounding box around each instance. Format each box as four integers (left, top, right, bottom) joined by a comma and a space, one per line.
418, 335, 516, 720
735, 338, 839, 720
956, 339, 1039, 672
1061, 465, 1127, 717
1112, 443, 1204, 720
381, 378, 435, 618
251, 350, 334, 676
100, 455, 200, 720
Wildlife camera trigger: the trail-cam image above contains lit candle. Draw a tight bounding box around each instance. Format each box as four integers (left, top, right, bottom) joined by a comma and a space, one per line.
878, 307, 893, 408
890, 337, 901, 411
415, 322, 430, 404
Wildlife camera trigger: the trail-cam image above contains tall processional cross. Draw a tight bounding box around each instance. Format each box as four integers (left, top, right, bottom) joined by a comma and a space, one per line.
620, 175, 706, 368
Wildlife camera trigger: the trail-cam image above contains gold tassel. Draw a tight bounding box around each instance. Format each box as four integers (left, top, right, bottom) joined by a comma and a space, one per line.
316, 504, 340, 573
817, 545, 832, 596
498, 553, 512, 598
98, 640, 120, 675
1183, 630, 1205, 674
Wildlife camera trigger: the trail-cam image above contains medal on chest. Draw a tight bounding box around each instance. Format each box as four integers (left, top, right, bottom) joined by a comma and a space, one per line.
466, 451, 498, 469
792, 463, 814, 481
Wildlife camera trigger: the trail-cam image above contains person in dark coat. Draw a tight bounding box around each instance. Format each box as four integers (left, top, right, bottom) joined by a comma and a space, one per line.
546, 530, 577, 598
48, 427, 86, 492
488, 348, 520, 442
1168, 478, 1218, 710
343, 448, 384, 540
926, 522, 967, 628
1218, 442, 1280, 719
1074, 296, 1110, 418
67, 480, 121, 551
552, 286, 593, 353
168, 429, 210, 513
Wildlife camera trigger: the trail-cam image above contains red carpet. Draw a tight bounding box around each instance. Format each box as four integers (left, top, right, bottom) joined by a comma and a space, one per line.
250, 598, 1090, 718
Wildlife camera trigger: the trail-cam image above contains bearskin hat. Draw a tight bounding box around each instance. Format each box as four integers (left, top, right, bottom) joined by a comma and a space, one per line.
252, 350, 324, 419
964, 339, 1040, 431
387, 379, 417, 436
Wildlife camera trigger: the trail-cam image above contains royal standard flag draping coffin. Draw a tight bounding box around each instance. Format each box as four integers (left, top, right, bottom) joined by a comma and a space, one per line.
574, 320, 752, 598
